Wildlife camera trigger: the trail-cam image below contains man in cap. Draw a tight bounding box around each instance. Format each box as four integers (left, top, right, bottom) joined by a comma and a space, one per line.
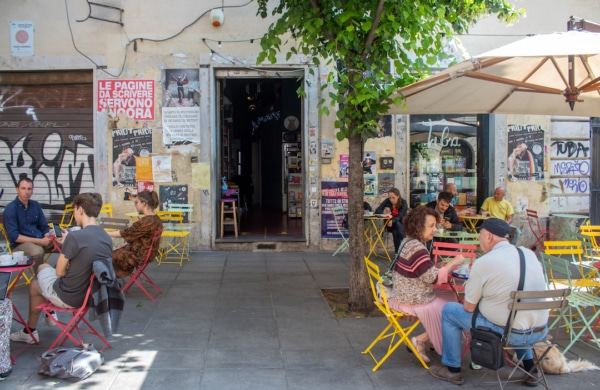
429, 218, 549, 386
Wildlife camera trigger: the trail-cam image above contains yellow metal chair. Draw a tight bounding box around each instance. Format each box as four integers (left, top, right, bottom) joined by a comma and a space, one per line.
1, 223, 34, 289
580, 225, 600, 262
156, 210, 184, 223
58, 203, 74, 229
362, 256, 428, 371
543, 240, 599, 290
99, 203, 113, 218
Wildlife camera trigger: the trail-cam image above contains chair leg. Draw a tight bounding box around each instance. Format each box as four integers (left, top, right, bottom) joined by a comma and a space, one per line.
220, 201, 225, 238
232, 201, 238, 238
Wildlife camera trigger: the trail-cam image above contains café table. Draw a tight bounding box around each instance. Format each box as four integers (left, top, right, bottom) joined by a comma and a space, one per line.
433, 230, 479, 242
460, 215, 489, 233
363, 214, 392, 262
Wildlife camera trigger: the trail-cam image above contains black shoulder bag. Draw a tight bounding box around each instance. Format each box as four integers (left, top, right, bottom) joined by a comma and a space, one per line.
381, 239, 412, 288
470, 247, 526, 370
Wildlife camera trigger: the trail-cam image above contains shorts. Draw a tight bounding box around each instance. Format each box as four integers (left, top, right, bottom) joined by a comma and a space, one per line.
37, 266, 74, 309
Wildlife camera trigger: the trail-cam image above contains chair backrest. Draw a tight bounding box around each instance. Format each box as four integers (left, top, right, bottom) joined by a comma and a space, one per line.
156, 210, 184, 223
579, 225, 600, 250
0, 223, 11, 254
525, 209, 544, 238
59, 203, 75, 229
504, 289, 570, 340
166, 203, 193, 222
542, 241, 585, 289
99, 218, 129, 231
80, 273, 97, 311
364, 256, 391, 314
332, 205, 348, 239
432, 241, 478, 265
140, 228, 163, 268
99, 203, 113, 218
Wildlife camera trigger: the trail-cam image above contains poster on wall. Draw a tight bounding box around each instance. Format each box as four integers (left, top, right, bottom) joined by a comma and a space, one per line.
159, 184, 189, 222
376, 115, 392, 138
339, 154, 349, 178
98, 80, 155, 120
135, 156, 153, 182
112, 128, 152, 187
362, 151, 377, 174
162, 107, 201, 145
321, 181, 348, 238
163, 69, 200, 107
137, 181, 155, 193
152, 155, 172, 183
507, 124, 545, 181
10, 21, 34, 56
364, 175, 377, 196
378, 173, 395, 195
191, 163, 210, 190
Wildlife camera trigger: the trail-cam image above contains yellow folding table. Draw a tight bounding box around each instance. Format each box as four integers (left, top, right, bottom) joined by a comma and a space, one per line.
460, 214, 489, 233
158, 223, 191, 266
363, 215, 392, 262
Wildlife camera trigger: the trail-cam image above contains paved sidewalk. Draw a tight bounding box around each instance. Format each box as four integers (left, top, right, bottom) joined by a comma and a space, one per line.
5, 251, 600, 389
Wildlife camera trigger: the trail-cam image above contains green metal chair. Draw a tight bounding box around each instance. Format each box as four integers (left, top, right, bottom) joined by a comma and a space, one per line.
331, 205, 349, 256
543, 241, 600, 353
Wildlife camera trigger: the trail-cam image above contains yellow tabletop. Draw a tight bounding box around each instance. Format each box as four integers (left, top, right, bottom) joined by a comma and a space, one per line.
460, 215, 489, 233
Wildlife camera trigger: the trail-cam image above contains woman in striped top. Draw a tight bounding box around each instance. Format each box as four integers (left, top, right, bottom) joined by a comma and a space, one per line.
388, 206, 464, 363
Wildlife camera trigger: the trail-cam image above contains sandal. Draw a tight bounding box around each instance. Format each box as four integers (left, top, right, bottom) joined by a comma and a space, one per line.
411, 337, 430, 363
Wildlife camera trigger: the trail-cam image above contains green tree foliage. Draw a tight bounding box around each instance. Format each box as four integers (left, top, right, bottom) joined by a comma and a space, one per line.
257, 0, 520, 310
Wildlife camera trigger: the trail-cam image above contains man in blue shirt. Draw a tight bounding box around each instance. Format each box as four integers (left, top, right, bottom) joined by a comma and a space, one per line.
3, 177, 52, 268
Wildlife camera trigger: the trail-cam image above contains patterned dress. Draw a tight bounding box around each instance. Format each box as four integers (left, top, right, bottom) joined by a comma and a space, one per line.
112, 215, 162, 277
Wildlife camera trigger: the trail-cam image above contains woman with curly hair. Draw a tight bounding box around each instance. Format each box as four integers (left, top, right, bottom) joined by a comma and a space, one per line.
387, 205, 464, 363
108, 191, 162, 277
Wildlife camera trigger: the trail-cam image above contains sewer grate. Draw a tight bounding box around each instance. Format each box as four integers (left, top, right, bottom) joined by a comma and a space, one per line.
255, 243, 277, 250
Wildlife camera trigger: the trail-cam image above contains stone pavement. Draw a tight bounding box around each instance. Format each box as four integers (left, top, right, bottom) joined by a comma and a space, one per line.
4, 251, 600, 389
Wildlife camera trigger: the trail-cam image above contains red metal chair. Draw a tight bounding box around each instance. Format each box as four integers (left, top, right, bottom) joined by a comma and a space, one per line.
525, 209, 547, 252
432, 241, 478, 300
122, 228, 163, 301
38, 274, 111, 351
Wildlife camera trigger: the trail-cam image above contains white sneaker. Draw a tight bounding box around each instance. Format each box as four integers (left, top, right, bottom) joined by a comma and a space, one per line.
10, 329, 39, 344
45, 311, 58, 326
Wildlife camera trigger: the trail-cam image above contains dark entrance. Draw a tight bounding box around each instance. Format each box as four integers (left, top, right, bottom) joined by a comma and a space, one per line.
218, 77, 304, 240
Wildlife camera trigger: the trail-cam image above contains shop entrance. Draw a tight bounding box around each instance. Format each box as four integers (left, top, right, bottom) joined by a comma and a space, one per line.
217, 76, 304, 241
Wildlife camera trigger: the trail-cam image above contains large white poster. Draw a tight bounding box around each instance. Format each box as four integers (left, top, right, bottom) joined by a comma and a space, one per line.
162, 107, 201, 145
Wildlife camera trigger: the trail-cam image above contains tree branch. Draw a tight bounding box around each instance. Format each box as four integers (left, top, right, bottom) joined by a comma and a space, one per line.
363, 0, 385, 56
309, 0, 336, 42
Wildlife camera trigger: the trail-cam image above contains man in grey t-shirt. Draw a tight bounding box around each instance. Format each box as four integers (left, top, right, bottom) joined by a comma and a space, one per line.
429, 218, 549, 386
11, 193, 112, 344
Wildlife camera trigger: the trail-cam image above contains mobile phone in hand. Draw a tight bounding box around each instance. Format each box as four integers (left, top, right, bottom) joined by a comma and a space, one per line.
53, 224, 63, 238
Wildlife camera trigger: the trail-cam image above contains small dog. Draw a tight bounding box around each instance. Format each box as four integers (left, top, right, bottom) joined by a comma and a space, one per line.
533, 341, 600, 374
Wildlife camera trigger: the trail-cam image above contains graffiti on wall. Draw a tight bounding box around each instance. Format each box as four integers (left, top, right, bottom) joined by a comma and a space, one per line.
550, 140, 590, 158
0, 128, 95, 208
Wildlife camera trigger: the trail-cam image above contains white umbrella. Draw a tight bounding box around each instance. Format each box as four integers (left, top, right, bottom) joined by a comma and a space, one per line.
390, 31, 600, 116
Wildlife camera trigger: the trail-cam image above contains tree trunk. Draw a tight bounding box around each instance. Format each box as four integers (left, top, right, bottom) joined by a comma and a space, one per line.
347, 132, 372, 311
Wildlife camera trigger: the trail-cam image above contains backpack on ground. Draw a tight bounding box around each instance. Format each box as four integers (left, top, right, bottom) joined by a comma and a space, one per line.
38, 344, 104, 381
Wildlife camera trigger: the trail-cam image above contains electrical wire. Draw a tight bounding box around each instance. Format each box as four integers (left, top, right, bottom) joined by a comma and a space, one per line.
64, 0, 255, 77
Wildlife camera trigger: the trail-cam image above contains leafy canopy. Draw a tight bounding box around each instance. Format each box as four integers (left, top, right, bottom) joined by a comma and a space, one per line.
257, 0, 520, 140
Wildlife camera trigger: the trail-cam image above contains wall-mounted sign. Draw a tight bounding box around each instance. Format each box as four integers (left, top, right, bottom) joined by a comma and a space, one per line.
380, 157, 394, 170
98, 80, 155, 120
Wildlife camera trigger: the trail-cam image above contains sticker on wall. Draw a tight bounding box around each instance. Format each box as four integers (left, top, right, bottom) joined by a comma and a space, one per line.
191, 162, 210, 190
112, 127, 152, 187
10, 21, 34, 56
339, 154, 349, 178
152, 155, 172, 183
310, 199, 318, 208
364, 175, 377, 196
321, 140, 333, 159
362, 151, 377, 175
378, 173, 395, 195
98, 80, 155, 120
137, 181, 155, 193
379, 156, 394, 170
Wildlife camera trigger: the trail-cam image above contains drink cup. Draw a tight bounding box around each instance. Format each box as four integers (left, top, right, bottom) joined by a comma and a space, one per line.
12, 251, 24, 263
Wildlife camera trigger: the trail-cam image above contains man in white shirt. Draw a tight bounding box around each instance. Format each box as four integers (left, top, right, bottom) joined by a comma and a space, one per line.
429, 218, 548, 386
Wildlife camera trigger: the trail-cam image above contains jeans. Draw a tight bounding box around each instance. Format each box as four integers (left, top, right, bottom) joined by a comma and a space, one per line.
441, 302, 548, 368
389, 221, 405, 253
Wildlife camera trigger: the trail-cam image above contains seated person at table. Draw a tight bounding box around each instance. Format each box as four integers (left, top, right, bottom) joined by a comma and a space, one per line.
375, 188, 408, 254
481, 187, 514, 223
11, 193, 112, 344
108, 190, 162, 278
386, 206, 464, 363
445, 183, 475, 216
426, 191, 462, 231
4, 177, 53, 270
429, 218, 548, 386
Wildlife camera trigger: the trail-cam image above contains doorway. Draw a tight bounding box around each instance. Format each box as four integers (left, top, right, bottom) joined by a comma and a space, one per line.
217, 76, 304, 241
